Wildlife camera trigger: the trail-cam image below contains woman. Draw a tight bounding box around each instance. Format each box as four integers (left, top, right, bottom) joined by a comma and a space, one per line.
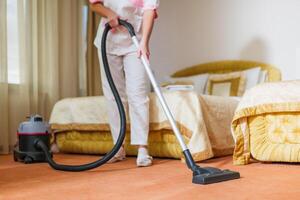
89, 0, 159, 167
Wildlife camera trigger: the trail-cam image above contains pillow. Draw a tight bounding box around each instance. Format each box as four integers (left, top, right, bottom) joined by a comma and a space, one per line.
205, 71, 246, 97
243, 67, 261, 90
161, 73, 209, 94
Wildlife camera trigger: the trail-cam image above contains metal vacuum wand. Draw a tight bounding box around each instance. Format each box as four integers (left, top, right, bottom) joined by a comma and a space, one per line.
118, 19, 240, 184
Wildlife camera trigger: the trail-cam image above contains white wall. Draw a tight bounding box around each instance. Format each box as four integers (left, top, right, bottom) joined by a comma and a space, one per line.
150, 0, 300, 80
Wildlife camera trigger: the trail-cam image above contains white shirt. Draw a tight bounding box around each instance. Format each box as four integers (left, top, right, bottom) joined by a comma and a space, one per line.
90, 0, 159, 55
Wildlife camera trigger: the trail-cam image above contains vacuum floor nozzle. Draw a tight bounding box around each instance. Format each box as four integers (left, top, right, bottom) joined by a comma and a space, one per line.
192, 167, 240, 185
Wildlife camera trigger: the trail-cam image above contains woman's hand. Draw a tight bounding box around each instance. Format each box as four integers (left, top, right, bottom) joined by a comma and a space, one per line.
139, 10, 156, 60
89, 3, 119, 29
107, 10, 119, 28
138, 42, 150, 60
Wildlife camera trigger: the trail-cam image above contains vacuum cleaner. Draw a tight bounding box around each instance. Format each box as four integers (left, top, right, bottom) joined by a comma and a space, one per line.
13, 115, 52, 164
13, 20, 240, 184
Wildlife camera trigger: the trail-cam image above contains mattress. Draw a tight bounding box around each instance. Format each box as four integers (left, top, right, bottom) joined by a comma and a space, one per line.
50, 91, 239, 162
55, 130, 186, 159
232, 80, 300, 165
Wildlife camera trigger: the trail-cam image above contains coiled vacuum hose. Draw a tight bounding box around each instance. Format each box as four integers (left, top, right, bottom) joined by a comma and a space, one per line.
35, 20, 135, 171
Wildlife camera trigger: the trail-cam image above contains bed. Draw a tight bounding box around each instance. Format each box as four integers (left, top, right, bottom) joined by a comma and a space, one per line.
232, 80, 300, 165
50, 60, 281, 162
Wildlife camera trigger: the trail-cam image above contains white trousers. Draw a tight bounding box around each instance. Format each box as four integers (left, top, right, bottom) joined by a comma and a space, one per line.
98, 51, 150, 145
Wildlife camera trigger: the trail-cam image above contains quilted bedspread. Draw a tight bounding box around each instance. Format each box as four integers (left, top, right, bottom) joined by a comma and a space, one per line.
50, 91, 239, 161
232, 80, 300, 165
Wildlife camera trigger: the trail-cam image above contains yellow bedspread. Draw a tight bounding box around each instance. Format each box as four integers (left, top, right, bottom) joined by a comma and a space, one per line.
50, 91, 238, 162
232, 80, 300, 165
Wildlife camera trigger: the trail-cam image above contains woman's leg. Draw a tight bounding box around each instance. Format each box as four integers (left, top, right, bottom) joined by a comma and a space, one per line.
98, 51, 127, 161
123, 52, 152, 166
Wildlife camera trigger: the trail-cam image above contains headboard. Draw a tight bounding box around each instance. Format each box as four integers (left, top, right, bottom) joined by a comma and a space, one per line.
172, 60, 282, 82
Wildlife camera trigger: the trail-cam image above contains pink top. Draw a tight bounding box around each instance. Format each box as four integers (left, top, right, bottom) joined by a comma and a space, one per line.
89, 0, 159, 17
89, 0, 159, 55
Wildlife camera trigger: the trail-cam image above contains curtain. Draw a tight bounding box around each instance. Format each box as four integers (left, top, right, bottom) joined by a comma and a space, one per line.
0, 0, 88, 154
86, 4, 103, 96
0, 0, 9, 154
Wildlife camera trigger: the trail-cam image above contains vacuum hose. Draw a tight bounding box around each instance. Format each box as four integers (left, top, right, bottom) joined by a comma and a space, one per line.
35, 20, 135, 171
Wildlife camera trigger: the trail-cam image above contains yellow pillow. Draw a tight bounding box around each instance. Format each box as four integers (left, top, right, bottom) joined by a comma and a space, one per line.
206, 72, 246, 97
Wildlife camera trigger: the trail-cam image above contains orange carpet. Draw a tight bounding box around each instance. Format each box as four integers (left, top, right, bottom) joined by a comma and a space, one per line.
1, 154, 300, 200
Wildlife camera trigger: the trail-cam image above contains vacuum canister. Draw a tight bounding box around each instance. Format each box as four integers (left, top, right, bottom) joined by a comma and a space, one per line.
14, 115, 51, 164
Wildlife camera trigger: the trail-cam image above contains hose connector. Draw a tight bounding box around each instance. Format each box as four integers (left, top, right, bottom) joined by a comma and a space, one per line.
118, 19, 136, 37
105, 19, 136, 37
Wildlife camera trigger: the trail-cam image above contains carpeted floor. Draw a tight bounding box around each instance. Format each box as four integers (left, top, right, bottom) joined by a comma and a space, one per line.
1, 154, 300, 200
